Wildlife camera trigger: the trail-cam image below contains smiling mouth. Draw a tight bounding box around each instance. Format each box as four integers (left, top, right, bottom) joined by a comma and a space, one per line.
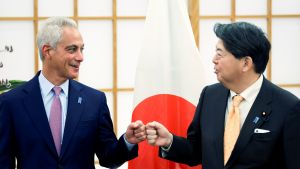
70, 63, 79, 69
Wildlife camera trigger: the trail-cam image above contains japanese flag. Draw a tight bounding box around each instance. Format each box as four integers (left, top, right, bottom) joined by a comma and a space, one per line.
129, 0, 207, 168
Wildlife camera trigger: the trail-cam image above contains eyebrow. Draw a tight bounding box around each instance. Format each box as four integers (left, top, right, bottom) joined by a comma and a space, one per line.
65, 45, 77, 49
216, 47, 223, 52
64, 44, 84, 50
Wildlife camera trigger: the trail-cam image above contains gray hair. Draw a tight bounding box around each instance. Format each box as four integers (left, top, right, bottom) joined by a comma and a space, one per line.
37, 17, 77, 60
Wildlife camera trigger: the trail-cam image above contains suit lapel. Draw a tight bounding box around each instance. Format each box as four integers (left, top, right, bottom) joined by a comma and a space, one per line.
211, 86, 230, 167
226, 78, 272, 167
23, 73, 57, 156
60, 80, 84, 157
201, 84, 230, 168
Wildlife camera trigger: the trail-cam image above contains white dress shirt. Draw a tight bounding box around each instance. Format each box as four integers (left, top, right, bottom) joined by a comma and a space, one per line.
38, 72, 69, 143
225, 75, 263, 128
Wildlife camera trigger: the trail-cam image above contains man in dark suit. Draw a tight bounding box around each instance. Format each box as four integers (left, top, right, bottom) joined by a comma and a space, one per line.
145, 22, 300, 169
0, 17, 146, 169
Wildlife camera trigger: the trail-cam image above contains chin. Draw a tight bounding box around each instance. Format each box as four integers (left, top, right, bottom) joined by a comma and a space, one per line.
217, 77, 223, 84
68, 74, 78, 79
68, 70, 79, 78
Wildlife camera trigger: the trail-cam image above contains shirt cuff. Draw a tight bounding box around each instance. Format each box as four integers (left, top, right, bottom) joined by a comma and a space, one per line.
160, 138, 173, 157
161, 140, 172, 152
124, 135, 135, 151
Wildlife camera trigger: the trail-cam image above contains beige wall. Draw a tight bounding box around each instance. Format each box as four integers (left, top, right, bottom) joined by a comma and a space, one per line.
0, 0, 299, 168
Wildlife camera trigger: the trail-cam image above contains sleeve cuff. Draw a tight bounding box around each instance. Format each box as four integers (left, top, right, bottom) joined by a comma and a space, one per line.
124, 135, 135, 151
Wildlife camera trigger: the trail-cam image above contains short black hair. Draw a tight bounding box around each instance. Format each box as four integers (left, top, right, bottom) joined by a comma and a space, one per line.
214, 22, 271, 74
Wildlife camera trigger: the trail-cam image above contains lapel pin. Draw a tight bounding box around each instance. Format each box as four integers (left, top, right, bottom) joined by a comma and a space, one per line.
78, 97, 82, 104
261, 111, 269, 121
253, 116, 260, 124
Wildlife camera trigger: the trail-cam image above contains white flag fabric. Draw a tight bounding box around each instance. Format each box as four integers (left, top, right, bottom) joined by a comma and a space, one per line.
133, 0, 206, 107
130, 0, 207, 168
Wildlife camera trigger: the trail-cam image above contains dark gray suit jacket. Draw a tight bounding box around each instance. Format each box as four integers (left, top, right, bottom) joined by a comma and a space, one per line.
162, 77, 300, 169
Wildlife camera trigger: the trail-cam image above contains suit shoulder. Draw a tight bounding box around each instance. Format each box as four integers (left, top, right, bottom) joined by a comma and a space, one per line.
203, 83, 227, 93
0, 81, 30, 101
264, 80, 299, 107
267, 80, 298, 100
71, 80, 105, 97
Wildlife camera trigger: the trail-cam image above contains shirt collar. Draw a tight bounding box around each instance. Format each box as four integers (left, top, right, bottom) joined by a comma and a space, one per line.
230, 75, 263, 101
38, 71, 69, 97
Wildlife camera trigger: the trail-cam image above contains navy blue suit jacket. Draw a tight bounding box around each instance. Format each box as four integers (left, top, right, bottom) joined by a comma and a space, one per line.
162, 77, 300, 169
0, 72, 138, 169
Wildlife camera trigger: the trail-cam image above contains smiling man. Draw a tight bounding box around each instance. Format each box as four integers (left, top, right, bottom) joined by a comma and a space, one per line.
0, 17, 146, 169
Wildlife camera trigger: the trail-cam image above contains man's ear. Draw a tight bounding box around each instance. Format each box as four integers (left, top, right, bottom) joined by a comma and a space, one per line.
41, 45, 52, 59
242, 56, 253, 72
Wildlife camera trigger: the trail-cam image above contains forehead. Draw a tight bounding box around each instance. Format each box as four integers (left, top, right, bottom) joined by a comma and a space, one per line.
216, 39, 237, 60
216, 39, 226, 51
59, 26, 83, 46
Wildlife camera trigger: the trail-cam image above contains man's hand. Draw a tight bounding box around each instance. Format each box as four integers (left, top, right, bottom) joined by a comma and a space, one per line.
125, 120, 146, 144
146, 121, 173, 148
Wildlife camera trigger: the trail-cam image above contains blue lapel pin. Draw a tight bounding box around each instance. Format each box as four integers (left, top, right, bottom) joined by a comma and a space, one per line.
253, 116, 260, 124
78, 97, 82, 104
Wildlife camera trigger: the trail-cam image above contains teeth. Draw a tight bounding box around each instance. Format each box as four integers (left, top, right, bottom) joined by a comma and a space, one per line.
70, 64, 78, 68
